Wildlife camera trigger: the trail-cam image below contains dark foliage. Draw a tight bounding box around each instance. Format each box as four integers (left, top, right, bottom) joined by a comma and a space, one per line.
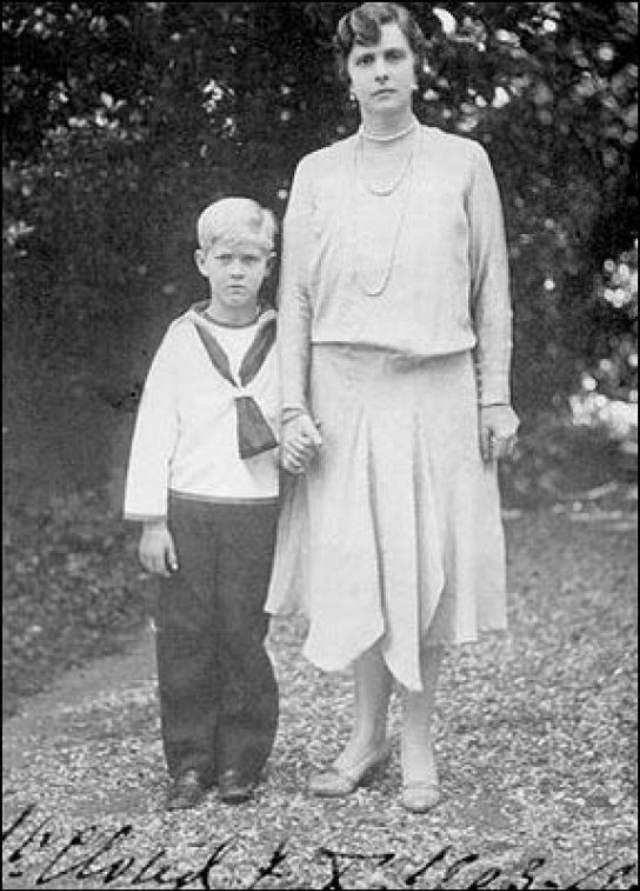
2, 488, 148, 717
2, 1, 637, 420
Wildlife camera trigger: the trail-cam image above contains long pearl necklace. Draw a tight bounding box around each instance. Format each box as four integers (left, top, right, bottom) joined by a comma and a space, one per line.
353, 124, 421, 297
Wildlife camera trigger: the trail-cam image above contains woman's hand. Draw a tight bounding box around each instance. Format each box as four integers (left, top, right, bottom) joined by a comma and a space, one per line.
281, 413, 322, 474
479, 404, 520, 462
138, 521, 178, 576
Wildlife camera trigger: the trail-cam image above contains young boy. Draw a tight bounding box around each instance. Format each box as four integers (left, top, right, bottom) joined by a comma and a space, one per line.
124, 197, 281, 810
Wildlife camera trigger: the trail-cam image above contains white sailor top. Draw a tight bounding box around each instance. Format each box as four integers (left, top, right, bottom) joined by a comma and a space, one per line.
123, 303, 280, 520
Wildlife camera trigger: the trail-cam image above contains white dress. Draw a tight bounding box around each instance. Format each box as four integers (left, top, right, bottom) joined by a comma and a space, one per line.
266, 123, 511, 691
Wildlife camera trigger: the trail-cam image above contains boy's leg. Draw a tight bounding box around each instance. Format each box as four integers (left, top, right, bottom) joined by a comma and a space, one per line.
152, 498, 220, 786
214, 502, 279, 784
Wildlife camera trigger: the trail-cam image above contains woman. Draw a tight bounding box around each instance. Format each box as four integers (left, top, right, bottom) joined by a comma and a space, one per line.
266, 1, 519, 813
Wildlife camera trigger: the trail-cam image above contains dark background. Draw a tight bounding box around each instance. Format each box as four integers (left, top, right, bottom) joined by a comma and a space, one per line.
2, 2, 637, 714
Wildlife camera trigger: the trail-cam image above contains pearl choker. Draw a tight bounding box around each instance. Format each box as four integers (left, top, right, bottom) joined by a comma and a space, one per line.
360, 118, 418, 143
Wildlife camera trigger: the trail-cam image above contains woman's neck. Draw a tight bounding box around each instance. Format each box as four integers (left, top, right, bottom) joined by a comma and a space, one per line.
360, 107, 416, 140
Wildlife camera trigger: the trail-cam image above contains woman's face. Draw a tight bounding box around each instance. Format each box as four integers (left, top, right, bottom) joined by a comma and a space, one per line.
347, 21, 417, 118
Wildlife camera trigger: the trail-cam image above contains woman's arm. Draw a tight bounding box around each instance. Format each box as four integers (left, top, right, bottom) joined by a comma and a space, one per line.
278, 157, 315, 417
467, 143, 513, 408
278, 157, 323, 473
467, 144, 520, 460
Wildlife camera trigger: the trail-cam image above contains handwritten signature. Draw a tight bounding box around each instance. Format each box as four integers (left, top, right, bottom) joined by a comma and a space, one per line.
2, 805, 637, 889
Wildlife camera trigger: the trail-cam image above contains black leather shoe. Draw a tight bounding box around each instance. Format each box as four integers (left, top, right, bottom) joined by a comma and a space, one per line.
218, 769, 255, 804
166, 769, 207, 810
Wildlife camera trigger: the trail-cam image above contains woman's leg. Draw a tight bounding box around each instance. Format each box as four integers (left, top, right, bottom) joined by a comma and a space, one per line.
334, 642, 392, 770
400, 644, 444, 787
309, 641, 393, 796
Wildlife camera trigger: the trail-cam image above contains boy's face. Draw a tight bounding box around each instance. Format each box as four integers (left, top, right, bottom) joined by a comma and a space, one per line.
195, 232, 272, 321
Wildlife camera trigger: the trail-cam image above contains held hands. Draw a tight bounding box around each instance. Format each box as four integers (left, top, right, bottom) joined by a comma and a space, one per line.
138, 521, 179, 577
479, 404, 520, 463
281, 413, 322, 475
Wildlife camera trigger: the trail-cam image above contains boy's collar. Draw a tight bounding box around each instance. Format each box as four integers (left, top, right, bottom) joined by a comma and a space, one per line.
190, 301, 275, 330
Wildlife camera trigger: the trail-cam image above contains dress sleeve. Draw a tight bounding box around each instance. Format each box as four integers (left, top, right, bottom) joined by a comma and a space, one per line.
467, 144, 513, 406
123, 331, 179, 520
278, 156, 314, 415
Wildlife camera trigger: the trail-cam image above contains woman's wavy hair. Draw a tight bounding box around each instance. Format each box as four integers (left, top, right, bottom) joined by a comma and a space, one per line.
333, 2, 429, 89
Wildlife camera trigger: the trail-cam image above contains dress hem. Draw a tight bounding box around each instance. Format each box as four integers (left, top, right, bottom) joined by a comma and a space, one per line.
288, 615, 509, 690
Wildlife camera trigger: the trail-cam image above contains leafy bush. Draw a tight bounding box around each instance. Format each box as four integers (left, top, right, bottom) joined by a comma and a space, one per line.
2, 488, 148, 717
2, 2, 637, 417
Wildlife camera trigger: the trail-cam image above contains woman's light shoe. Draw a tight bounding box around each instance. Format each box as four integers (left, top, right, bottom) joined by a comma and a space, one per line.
400, 781, 440, 813
308, 740, 393, 797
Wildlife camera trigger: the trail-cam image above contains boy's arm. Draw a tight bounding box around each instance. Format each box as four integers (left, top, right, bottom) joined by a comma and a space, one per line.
138, 519, 178, 577
123, 334, 179, 523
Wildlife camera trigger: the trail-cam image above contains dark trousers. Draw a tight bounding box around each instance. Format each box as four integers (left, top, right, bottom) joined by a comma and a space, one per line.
151, 496, 279, 785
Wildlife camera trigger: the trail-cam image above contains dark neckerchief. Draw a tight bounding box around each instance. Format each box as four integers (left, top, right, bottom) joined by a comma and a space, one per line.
191, 309, 278, 459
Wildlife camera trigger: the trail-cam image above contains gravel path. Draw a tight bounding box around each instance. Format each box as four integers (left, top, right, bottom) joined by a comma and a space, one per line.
2, 507, 637, 890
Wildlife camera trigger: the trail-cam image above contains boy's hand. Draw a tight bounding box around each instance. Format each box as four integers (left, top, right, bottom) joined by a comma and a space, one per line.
281, 414, 322, 475
138, 521, 179, 576
479, 404, 520, 462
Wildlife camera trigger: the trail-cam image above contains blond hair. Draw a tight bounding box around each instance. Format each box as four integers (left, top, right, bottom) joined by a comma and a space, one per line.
197, 197, 277, 252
